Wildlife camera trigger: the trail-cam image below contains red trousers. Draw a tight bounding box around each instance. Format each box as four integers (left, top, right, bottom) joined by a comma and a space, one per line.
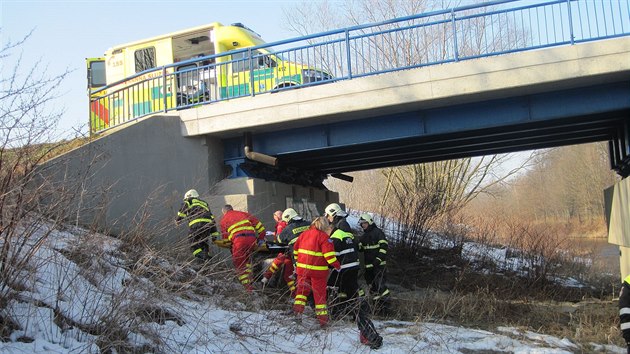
293, 275, 329, 327
265, 253, 296, 297
231, 236, 257, 291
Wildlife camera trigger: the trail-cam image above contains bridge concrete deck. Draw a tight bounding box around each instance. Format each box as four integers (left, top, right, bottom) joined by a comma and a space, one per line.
180, 37, 630, 139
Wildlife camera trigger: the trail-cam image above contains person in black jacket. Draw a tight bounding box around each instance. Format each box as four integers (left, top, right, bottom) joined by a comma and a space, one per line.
276, 208, 311, 257
328, 222, 383, 349
620, 275, 630, 353
358, 213, 391, 314
175, 189, 220, 261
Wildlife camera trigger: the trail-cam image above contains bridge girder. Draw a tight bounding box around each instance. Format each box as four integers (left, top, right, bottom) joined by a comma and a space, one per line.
224, 81, 630, 186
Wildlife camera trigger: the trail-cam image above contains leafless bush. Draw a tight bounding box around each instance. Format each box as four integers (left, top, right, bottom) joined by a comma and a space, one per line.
0, 31, 78, 308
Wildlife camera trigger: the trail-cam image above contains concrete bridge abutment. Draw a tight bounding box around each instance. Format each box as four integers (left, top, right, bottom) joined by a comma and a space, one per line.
36, 115, 338, 250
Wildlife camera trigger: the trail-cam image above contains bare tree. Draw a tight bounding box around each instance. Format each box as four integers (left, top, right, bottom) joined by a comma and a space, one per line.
0, 30, 77, 301
285, 0, 533, 253
505, 143, 617, 223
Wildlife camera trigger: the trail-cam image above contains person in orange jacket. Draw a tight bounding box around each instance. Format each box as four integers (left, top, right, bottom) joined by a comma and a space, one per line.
219, 204, 265, 292
292, 216, 340, 328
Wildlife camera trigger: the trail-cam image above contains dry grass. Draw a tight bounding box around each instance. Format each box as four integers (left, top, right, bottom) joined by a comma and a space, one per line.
383, 220, 623, 352
386, 285, 624, 350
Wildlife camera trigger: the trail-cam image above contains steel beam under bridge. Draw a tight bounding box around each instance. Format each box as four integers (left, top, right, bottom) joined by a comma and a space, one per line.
223, 81, 630, 186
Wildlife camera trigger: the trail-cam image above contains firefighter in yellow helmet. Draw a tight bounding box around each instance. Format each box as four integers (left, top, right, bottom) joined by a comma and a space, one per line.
175, 189, 220, 261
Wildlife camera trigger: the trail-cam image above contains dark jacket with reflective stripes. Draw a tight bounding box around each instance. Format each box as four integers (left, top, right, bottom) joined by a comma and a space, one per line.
620, 275, 630, 343
176, 197, 219, 235
277, 218, 310, 257
330, 228, 360, 271
358, 224, 388, 269
332, 216, 352, 233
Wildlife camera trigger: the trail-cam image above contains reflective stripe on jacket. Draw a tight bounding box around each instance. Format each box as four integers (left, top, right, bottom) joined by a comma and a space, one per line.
277, 218, 311, 259
293, 226, 340, 278
330, 229, 360, 270
277, 219, 310, 245
358, 224, 388, 268
220, 210, 265, 241
176, 197, 219, 235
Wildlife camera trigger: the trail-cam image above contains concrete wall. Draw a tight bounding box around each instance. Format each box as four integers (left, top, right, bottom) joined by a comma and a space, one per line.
38, 115, 222, 247
37, 115, 338, 248
207, 177, 339, 233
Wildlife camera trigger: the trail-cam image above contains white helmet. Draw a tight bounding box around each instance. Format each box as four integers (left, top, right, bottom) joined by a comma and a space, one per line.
184, 189, 199, 199
325, 203, 347, 217
359, 213, 374, 225
282, 208, 298, 222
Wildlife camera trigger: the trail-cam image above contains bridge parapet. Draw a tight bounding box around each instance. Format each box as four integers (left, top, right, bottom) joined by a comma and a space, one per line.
90, 0, 630, 134
180, 36, 630, 138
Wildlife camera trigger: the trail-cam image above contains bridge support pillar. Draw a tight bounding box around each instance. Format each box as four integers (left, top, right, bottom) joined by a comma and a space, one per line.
207, 177, 339, 230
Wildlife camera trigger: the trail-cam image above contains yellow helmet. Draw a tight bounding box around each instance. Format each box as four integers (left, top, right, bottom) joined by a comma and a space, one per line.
184, 189, 199, 199
282, 208, 298, 222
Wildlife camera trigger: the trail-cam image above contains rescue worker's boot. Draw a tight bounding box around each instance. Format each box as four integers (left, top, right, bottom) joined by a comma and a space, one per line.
193, 247, 210, 262
360, 332, 383, 349
316, 315, 329, 328
358, 298, 383, 349
370, 335, 383, 349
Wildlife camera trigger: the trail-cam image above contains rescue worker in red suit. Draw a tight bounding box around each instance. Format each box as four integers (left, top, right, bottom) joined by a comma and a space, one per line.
261, 208, 310, 297
292, 217, 340, 328
219, 204, 265, 292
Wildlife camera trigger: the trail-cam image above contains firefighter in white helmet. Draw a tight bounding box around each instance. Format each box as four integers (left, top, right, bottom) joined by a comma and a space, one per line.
327, 208, 383, 349
175, 189, 220, 261
324, 203, 351, 232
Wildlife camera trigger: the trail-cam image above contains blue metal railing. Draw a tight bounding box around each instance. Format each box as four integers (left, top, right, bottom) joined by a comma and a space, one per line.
89, 0, 630, 134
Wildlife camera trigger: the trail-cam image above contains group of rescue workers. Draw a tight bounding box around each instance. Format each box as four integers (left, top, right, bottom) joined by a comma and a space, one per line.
176, 189, 388, 349
176, 188, 630, 351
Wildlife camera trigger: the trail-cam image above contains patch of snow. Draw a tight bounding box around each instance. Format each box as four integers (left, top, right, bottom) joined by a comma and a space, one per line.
0, 221, 623, 353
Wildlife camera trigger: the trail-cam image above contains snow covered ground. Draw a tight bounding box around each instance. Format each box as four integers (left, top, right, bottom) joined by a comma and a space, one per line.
0, 221, 625, 353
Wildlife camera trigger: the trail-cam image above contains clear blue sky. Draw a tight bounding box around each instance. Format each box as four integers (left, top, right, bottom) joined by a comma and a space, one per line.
1, 0, 312, 137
